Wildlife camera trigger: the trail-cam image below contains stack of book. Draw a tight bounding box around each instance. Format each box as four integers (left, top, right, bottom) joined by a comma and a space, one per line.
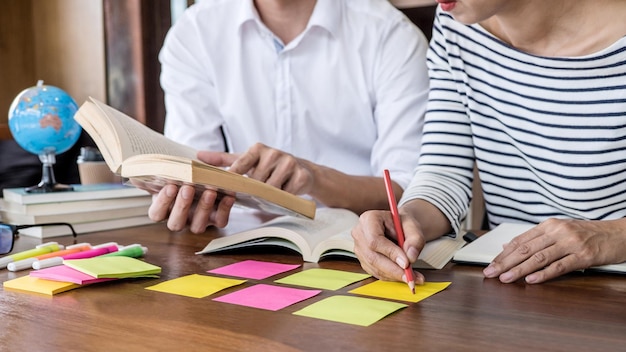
0, 183, 154, 238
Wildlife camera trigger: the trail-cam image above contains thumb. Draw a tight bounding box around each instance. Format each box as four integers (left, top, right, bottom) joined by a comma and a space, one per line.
401, 217, 425, 264
197, 150, 239, 167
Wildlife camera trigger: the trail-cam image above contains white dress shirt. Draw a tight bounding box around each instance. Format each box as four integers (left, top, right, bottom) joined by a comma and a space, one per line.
159, 0, 429, 188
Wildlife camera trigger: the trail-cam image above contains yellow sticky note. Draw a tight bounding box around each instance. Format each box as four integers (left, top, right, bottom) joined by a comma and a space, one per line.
275, 268, 371, 290
3, 275, 80, 296
349, 280, 451, 303
64, 256, 161, 279
145, 274, 246, 298
293, 295, 407, 327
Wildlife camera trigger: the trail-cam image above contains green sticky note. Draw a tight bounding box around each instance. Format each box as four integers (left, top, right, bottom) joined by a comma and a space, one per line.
145, 274, 246, 298
275, 268, 371, 290
293, 295, 407, 327
349, 280, 451, 303
64, 256, 161, 279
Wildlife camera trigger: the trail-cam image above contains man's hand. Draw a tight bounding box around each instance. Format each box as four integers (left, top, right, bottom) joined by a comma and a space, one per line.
146, 184, 235, 233
198, 142, 315, 195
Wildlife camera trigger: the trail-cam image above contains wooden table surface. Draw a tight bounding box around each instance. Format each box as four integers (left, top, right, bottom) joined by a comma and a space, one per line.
1, 222, 625, 352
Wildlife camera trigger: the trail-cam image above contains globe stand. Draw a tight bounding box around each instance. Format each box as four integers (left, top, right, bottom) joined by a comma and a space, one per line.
25, 149, 74, 193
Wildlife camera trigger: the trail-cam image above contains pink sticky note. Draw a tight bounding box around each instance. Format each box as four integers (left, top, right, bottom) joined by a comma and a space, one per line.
207, 260, 300, 280
213, 284, 321, 311
30, 265, 116, 285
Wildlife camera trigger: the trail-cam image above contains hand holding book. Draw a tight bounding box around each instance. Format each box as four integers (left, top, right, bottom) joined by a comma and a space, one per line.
73, 98, 316, 231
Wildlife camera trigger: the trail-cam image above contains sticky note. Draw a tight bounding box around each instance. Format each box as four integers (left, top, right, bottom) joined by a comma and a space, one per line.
208, 260, 300, 280
213, 284, 321, 311
349, 280, 451, 303
145, 274, 246, 298
30, 265, 117, 285
64, 256, 161, 279
293, 295, 407, 327
274, 268, 371, 290
3, 275, 80, 296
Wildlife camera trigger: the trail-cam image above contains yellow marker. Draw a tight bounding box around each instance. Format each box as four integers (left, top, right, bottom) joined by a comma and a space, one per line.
0, 242, 63, 269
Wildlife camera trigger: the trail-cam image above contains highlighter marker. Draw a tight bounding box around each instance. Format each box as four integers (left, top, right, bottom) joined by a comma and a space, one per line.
8, 243, 92, 272
101, 244, 147, 258
0, 242, 64, 269
32, 243, 119, 270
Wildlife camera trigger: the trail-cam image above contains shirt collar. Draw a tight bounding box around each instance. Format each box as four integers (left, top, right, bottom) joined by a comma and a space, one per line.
236, 0, 341, 38
236, 0, 257, 29
307, 0, 341, 38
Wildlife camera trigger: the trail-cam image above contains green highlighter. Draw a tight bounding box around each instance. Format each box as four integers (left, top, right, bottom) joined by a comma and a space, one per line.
100, 244, 147, 258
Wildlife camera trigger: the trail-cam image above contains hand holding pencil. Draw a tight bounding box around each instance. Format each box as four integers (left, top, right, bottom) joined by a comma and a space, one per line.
383, 169, 415, 294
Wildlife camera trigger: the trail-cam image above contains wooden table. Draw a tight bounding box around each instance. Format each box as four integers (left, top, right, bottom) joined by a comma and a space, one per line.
1, 222, 625, 351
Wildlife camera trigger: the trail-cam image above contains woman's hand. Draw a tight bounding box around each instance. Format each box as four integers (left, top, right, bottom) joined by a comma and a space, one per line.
484, 218, 626, 284
351, 210, 426, 285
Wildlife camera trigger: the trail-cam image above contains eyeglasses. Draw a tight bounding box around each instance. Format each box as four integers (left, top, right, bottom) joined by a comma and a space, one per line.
0, 222, 77, 255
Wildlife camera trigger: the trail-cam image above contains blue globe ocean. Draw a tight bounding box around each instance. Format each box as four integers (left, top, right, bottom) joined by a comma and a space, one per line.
8, 82, 81, 156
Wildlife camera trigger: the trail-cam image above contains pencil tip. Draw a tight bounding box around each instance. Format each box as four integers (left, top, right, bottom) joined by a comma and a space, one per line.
409, 282, 415, 294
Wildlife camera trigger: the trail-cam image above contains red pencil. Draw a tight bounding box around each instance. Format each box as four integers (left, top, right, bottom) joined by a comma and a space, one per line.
383, 169, 415, 294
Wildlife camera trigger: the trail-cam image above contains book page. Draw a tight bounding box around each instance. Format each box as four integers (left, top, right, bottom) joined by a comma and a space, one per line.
75, 98, 198, 173
413, 235, 466, 269
261, 208, 358, 251
90, 98, 197, 161
452, 223, 533, 264
199, 208, 358, 262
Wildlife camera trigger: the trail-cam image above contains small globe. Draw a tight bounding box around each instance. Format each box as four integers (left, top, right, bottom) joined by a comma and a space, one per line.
8, 81, 81, 156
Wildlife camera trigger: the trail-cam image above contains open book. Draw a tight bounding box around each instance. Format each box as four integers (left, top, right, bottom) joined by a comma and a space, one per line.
453, 223, 626, 274
74, 98, 316, 219
198, 207, 466, 269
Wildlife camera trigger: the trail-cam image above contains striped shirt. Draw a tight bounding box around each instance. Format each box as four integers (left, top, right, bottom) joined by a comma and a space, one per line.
399, 9, 626, 234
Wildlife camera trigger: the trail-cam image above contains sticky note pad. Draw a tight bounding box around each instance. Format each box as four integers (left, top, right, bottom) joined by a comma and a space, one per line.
274, 268, 371, 290
64, 256, 161, 279
3, 275, 80, 296
293, 295, 407, 327
145, 274, 246, 298
213, 283, 321, 311
349, 280, 451, 303
208, 260, 300, 280
30, 265, 117, 285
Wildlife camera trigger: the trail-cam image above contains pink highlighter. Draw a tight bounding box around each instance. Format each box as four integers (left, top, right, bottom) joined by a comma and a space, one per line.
32, 242, 119, 270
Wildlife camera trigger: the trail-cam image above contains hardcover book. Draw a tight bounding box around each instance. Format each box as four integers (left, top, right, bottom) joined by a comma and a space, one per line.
199, 207, 466, 269
74, 98, 316, 219
2, 183, 149, 205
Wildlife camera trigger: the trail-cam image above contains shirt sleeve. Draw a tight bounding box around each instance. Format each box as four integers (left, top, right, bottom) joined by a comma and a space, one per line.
398, 10, 476, 235
159, 9, 227, 152
370, 16, 430, 190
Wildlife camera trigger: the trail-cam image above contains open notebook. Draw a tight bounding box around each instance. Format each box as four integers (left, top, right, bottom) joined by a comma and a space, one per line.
453, 223, 626, 274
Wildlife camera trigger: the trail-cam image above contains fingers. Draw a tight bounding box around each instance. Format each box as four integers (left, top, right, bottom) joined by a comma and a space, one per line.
352, 211, 425, 285
148, 184, 178, 222
166, 185, 196, 232
278, 164, 313, 195
228, 143, 314, 194
148, 184, 233, 233
197, 150, 239, 168
483, 219, 601, 284
483, 226, 551, 280
524, 254, 585, 284
399, 214, 425, 264
188, 189, 219, 233
208, 195, 236, 229
228, 143, 265, 176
